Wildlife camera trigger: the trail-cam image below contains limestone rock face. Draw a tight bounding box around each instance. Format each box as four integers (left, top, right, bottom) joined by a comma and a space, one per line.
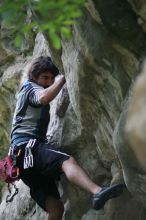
125, 63, 146, 172
0, 1, 146, 219
128, 0, 146, 31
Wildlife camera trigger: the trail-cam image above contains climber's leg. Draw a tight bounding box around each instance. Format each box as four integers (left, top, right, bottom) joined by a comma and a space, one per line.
46, 196, 64, 220
61, 156, 101, 195
62, 156, 126, 210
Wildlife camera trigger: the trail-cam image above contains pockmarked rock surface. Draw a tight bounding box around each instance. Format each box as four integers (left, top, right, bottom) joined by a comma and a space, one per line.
1, 1, 146, 219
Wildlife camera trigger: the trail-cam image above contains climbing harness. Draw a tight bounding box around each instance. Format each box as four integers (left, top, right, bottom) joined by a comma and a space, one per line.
0, 139, 36, 203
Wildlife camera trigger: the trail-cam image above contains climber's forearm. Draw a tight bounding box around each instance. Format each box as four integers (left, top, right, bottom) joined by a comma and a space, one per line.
39, 75, 66, 105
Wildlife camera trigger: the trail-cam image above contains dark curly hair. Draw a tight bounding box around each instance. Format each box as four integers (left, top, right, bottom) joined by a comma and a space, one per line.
28, 56, 59, 81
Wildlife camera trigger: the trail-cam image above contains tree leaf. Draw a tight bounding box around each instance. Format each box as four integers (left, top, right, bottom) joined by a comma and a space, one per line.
15, 34, 23, 47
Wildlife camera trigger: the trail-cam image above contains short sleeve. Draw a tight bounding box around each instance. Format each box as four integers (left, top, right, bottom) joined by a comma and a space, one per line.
28, 83, 44, 106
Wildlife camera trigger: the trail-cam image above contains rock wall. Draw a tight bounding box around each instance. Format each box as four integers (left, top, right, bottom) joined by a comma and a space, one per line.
0, 0, 146, 219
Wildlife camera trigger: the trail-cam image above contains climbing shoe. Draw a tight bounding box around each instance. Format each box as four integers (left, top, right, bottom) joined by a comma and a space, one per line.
92, 183, 126, 210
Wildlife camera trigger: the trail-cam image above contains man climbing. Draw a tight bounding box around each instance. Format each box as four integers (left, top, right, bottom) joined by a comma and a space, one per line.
10, 56, 126, 220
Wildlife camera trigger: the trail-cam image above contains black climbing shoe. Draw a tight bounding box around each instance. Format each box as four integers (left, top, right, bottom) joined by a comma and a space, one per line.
92, 184, 126, 210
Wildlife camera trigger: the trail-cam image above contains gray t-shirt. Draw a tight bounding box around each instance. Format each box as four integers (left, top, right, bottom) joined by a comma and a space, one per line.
11, 80, 50, 144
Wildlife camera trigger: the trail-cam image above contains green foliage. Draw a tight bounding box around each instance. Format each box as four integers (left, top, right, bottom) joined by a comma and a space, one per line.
0, 0, 85, 49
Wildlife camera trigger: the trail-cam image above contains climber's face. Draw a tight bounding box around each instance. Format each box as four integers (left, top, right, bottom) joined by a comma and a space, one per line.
35, 71, 55, 88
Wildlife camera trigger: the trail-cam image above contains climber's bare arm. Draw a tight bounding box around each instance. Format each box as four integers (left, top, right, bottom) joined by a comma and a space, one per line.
39, 75, 66, 105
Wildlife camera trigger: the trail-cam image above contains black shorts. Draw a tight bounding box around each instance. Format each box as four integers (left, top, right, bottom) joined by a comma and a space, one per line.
16, 140, 70, 211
